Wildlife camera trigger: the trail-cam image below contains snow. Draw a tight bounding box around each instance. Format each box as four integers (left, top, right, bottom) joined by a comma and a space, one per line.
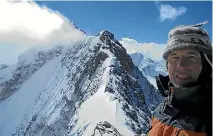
71, 58, 134, 136
146, 74, 157, 88
78, 85, 116, 135
130, 52, 144, 66
0, 35, 158, 136
0, 57, 62, 136
17, 48, 40, 66
130, 52, 167, 88
0, 64, 16, 84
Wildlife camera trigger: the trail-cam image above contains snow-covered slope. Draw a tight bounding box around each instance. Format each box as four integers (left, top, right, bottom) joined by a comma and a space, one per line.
0, 31, 163, 136
0, 46, 64, 100
0, 64, 16, 85
130, 52, 167, 88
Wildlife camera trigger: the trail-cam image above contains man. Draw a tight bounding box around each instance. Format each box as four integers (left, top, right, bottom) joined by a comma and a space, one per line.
147, 22, 212, 136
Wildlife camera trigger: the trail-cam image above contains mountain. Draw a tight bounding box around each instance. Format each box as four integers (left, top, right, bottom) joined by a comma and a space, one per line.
91, 121, 123, 136
0, 64, 9, 70
130, 53, 167, 88
0, 64, 16, 86
0, 30, 163, 136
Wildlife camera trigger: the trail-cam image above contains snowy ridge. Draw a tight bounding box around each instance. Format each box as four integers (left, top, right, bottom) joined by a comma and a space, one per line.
0, 31, 163, 136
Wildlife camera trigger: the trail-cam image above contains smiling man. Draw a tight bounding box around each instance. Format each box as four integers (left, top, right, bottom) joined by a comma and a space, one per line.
167, 48, 202, 88
147, 23, 212, 136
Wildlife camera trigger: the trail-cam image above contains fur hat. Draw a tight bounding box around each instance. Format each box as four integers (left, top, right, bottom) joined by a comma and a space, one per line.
163, 21, 212, 60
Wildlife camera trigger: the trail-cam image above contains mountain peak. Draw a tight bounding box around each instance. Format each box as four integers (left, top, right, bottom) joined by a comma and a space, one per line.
97, 30, 114, 40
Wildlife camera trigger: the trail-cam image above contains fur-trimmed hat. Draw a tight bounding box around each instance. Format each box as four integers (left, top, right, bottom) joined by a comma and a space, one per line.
163, 21, 212, 61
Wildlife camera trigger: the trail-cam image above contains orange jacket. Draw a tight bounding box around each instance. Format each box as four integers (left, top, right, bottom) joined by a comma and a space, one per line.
147, 98, 207, 136
147, 75, 211, 136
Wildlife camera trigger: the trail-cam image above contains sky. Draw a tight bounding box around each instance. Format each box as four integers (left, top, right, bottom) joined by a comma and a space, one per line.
0, 0, 212, 64
36, 1, 212, 43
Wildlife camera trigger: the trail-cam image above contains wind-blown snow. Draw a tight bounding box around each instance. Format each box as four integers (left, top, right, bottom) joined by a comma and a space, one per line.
17, 48, 40, 66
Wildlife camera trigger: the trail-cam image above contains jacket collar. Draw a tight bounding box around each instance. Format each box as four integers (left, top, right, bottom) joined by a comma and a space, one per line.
156, 74, 212, 118
156, 74, 170, 97
156, 74, 212, 97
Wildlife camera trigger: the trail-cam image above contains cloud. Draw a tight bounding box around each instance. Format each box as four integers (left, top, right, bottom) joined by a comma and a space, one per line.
0, 0, 85, 48
158, 4, 187, 22
0, 0, 85, 64
120, 38, 166, 61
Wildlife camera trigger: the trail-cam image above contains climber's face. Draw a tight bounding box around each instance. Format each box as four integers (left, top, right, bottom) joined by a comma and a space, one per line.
167, 48, 202, 88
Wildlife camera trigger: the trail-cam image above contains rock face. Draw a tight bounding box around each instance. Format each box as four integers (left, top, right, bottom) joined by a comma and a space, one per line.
0, 30, 163, 136
92, 121, 123, 136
